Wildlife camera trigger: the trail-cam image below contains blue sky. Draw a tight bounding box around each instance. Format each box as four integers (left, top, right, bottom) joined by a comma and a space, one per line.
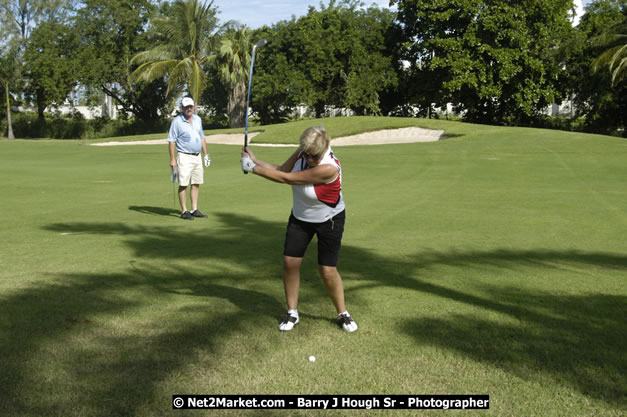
213, 1, 592, 29
212, 0, 395, 29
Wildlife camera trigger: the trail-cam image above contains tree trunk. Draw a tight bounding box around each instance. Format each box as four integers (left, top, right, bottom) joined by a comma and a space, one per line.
37, 88, 46, 124
5, 81, 14, 139
314, 102, 325, 118
228, 80, 246, 128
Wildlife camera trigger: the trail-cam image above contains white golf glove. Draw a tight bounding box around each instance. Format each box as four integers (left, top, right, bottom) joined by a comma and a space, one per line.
204, 154, 211, 167
241, 155, 256, 173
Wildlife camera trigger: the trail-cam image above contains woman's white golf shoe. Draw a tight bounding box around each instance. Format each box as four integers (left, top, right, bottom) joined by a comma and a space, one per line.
337, 313, 358, 333
278, 312, 299, 331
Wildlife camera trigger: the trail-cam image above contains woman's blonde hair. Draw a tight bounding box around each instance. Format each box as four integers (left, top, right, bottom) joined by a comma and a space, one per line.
300, 126, 331, 158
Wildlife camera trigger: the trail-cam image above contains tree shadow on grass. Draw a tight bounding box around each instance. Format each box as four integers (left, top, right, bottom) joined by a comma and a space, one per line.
1, 213, 622, 414
3, 213, 295, 416
340, 248, 626, 407
0, 267, 285, 416
401, 292, 626, 404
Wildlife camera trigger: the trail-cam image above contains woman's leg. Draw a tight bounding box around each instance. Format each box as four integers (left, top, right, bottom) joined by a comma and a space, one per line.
283, 256, 304, 310
318, 265, 346, 314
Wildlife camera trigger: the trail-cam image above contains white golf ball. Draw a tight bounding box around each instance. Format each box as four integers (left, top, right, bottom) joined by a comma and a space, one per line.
308, 355, 316, 362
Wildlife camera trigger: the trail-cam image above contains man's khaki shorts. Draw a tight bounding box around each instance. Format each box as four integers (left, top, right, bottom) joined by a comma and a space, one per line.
176, 152, 203, 186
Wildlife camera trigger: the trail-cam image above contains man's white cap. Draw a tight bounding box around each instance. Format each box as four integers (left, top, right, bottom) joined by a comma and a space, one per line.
181, 97, 194, 107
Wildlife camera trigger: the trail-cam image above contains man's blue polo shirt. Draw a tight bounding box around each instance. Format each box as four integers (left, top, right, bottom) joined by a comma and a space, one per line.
167, 113, 204, 154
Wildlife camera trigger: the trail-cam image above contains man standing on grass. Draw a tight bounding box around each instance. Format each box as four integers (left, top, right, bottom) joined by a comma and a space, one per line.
168, 96, 211, 220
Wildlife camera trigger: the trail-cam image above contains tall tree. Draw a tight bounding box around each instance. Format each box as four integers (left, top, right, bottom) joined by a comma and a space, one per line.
248, 26, 304, 125
208, 25, 254, 127
132, 0, 221, 106
1, 0, 43, 39
74, 0, 169, 123
566, 0, 626, 136
343, 5, 399, 115
0, 47, 19, 139
24, 21, 79, 123
296, 0, 397, 116
254, 0, 398, 120
392, 0, 576, 125
0, 0, 76, 137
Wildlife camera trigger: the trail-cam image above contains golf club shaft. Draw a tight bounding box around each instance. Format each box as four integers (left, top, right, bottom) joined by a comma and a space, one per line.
171, 167, 177, 209
243, 39, 267, 174
244, 46, 258, 150
243, 47, 257, 175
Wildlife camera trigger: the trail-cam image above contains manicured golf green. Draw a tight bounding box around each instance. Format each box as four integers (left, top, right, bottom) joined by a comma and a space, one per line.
0, 117, 625, 416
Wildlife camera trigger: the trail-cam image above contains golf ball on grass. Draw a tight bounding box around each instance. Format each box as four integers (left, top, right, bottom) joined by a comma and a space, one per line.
308, 355, 316, 362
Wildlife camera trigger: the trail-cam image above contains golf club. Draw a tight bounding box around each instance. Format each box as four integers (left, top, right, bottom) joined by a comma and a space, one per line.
243, 38, 268, 174
171, 167, 178, 209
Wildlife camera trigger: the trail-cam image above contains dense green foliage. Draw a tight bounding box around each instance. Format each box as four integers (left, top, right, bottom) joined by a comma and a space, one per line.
0, 0, 76, 138
0, 46, 20, 139
592, 17, 627, 86
0, 111, 170, 139
0, 109, 231, 139
392, 0, 575, 125
1, 0, 626, 138
24, 21, 79, 122
75, 0, 171, 122
208, 25, 255, 127
131, 0, 221, 106
566, 0, 626, 136
254, 1, 398, 122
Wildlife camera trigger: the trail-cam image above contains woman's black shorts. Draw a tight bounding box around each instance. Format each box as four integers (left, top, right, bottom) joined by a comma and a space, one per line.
283, 210, 346, 266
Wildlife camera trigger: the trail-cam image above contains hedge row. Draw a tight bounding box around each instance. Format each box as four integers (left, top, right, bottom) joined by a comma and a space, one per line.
0, 111, 227, 139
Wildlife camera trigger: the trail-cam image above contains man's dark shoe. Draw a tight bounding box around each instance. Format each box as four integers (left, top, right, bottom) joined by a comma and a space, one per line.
181, 211, 194, 220
191, 209, 208, 218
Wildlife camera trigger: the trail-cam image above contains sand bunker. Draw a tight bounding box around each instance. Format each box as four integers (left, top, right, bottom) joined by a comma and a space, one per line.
331, 127, 444, 146
91, 127, 445, 147
91, 132, 261, 147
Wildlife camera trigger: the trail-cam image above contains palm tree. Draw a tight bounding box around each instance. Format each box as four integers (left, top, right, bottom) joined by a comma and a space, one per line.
592, 18, 627, 87
131, 0, 220, 105
208, 25, 254, 127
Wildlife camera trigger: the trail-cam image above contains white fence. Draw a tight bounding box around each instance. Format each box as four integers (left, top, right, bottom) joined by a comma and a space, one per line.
21, 97, 575, 120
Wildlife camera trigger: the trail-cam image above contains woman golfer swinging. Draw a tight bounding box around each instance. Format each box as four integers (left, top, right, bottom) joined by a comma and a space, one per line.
241, 126, 358, 332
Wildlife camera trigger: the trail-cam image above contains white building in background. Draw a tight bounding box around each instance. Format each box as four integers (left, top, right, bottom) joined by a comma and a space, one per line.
545, 0, 585, 117
34, 101, 120, 119
101, 94, 119, 119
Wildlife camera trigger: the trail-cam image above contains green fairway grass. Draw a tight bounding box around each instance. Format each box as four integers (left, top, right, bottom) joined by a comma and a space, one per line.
0, 118, 625, 416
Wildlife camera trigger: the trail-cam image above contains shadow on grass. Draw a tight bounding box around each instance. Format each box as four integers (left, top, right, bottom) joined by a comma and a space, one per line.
342, 249, 626, 405
0, 213, 623, 415
401, 292, 625, 403
0, 269, 283, 416
128, 205, 180, 217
